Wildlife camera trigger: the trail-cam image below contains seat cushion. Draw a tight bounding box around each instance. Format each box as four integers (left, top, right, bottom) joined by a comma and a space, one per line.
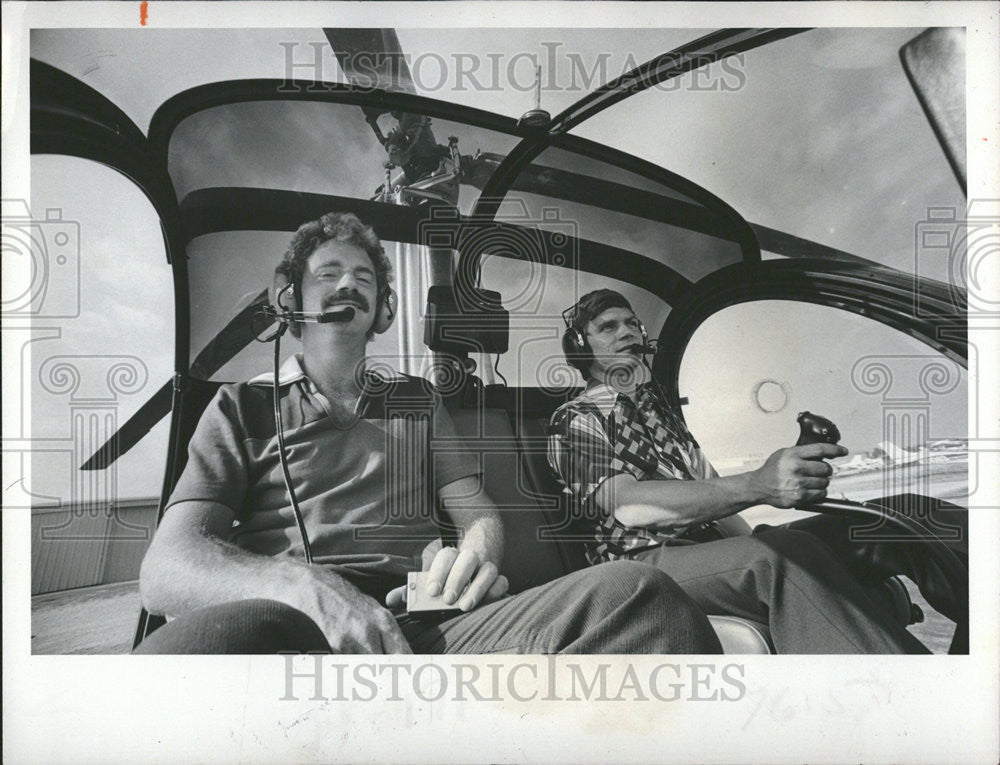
708, 615, 775, 654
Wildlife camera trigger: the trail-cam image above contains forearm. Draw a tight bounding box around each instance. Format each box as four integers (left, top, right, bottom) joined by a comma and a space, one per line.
139, 501, 339, 620
141, 532, 309, 618
602, 472, 761, 533
604, 440, 844, 532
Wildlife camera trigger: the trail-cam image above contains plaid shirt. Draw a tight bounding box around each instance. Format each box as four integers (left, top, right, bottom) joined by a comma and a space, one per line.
547, 381, 717, 564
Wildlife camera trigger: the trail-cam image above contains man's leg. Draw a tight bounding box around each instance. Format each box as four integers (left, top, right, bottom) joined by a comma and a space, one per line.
400, 561, 722, 655
133, 600, 332, 654
635, 529, 930, 654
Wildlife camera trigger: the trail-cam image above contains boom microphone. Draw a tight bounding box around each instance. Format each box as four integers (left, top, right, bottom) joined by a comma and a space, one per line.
316, 306, 356, 323
628, 341, 658, 355
260, 304, 357, 325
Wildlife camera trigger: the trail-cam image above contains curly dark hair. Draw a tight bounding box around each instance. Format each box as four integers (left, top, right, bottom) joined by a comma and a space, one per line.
275, 211, 393, 299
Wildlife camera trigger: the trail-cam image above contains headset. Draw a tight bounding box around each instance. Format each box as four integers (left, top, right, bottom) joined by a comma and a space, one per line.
560, 297, 651, 377
269, 270, 398, 338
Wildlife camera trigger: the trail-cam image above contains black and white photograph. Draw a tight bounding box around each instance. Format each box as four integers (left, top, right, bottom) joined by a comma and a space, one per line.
3, 2, 998, 762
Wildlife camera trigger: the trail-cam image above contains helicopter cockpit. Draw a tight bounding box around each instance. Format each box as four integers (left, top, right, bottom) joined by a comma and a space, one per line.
24, 25, 971, 656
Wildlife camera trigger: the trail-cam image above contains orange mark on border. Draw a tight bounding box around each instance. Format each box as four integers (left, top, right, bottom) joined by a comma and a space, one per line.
140, 1, 148, 26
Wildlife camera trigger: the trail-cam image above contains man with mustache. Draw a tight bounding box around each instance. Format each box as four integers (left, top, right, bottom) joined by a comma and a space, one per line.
136, 214, 721, 654
548, 289, 967, 654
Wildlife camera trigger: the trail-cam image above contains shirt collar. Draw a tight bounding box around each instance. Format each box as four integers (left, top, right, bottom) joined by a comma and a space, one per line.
248, 353, 409, 388
248, 353, 308, 387
579, 381, 640, 416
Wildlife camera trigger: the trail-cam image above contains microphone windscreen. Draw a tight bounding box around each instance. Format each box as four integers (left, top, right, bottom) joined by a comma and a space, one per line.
318, 306, 356, 323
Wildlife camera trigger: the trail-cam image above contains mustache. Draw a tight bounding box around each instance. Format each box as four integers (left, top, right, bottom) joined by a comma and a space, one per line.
322, 290, 370, 313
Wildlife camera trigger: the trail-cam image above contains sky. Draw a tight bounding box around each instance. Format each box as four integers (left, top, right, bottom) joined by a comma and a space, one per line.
19, 25, 972, 501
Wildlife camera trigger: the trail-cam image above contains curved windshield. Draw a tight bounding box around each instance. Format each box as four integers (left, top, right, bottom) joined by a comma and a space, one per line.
575, 28, 966, 285
168, 101, 520, 208
680, 300, 967, 517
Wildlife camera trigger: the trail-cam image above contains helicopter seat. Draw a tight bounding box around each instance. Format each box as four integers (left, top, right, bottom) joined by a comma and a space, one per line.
438, 378, 778, 654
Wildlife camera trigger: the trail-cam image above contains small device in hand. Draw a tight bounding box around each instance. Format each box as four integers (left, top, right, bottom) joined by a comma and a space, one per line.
405, 571, 463, 618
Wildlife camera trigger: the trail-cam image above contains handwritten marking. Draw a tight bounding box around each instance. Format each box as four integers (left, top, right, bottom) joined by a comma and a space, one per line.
140, 1, 148, 26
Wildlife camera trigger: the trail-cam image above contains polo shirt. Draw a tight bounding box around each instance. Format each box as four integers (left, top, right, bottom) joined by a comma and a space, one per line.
167, 354, 481, 600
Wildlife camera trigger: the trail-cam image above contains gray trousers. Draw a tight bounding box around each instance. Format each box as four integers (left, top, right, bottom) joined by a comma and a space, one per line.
636, 526, 929, 654
134, 561, 723, 655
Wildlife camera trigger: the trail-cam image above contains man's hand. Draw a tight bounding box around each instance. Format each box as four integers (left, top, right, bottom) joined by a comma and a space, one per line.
297, 565, 412, 654
385, 541, 509, 613
749, 443, 848, 508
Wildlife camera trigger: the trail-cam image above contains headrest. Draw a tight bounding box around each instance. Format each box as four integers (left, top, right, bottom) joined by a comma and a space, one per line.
424, 285, 509, 354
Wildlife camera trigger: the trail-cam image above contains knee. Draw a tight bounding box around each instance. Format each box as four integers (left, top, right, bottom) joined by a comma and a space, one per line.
134, 599, 330, 654
583, 560, 680, 599
238, 599, 329, 651
587, 562, 721, 651
241, 599, 310, 625
747, 528, 829, 562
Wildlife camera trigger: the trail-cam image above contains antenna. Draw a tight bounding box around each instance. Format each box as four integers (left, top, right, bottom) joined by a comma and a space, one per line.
518, 65, 551, 128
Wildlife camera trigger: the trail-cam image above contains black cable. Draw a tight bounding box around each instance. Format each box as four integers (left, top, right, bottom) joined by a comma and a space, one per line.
641, 356, 672, 409
493, 354, 508, 386
272, 324, 314, 565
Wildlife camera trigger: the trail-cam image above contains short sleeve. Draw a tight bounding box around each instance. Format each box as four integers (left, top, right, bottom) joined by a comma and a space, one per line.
165, 387, 250, 515
429, 396, 482, 491
547, 405, 643, 507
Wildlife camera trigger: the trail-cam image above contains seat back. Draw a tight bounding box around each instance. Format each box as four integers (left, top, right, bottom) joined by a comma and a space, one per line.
443, 392, 577, 593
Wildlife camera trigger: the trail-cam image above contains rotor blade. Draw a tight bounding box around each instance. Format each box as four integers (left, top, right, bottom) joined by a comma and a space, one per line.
323, 28, 415, 93
188, 289, 271, 381
750, 224, 876, 266
79, 378, 173, 470
900, 28, 966, 193
550, 28, 809, 136
80, 290, 272, 471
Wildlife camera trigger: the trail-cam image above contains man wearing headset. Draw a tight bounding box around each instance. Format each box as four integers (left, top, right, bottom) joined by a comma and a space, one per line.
136, 214, 722, 654
548, 289, 966, 654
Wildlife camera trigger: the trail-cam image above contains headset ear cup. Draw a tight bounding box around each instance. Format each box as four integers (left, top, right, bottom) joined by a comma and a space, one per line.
561, 326, 590, 375
372, 288, 397, 335
271, 271, 301, 338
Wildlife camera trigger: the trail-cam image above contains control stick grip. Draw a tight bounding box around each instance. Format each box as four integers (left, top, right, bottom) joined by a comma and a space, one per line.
796, 411, 841, 447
